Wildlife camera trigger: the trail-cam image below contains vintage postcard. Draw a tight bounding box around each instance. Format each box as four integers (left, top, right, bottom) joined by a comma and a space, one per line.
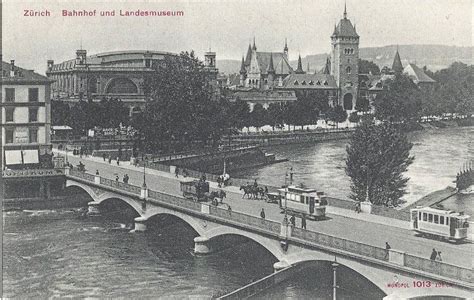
2, 0, 472, 299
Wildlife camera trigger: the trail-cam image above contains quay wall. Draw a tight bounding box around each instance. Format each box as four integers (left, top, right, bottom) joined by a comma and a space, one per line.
228, 128, 353, 146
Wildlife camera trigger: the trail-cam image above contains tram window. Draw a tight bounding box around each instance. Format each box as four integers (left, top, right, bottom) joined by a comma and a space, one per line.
300, 196, 304, 204
428, 214, 433, 222
446, 218, 449, 225
423, 213, 427, 221
434, 215, 439, 224
440, 216, 444, 225
418, 212, 421, 219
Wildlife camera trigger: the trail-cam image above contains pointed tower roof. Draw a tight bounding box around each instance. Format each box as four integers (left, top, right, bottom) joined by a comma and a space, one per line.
344, 1, 347, 19
284, 38, 288, 52
252, 37, 257, 51
267, 53, 275, 73
245, 44, 252, 65
295, 54, 304, 74
240, 56, 246, 74
323, 57, 331, 74
332, 5, 359, 38
392, 48, 403, 74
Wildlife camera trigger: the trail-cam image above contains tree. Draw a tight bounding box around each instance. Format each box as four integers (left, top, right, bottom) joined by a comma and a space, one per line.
348, 112, 361, 123
355, 97, 370, 113
359, 59, 380, 75
326, 105, 347, 128
141, 51, 224, 152
249, 104, 267, 131
267, 103, 284, 131
373, 74, 422, 123
230, 99, 251, 131
345, 121, 414, 206
51, 100, 70, 125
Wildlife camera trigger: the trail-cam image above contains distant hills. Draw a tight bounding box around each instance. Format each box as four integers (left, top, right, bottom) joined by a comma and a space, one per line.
217, 45, 472, 75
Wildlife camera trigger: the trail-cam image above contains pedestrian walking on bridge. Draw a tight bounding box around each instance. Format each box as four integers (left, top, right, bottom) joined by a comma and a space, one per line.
384, 242, 391, 259
260, 208, 265, 219
301, 216, 306, 229
430, 248, 438, 261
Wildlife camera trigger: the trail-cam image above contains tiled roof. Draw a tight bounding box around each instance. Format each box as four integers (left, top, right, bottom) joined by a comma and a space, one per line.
332, 18, 359, 38
392, 51, 403, 74
281, 73, 337, 89
253, 52, 293, 75
2, 61, 51, 83
404, 63, 436, 83
49, 50, 176, 72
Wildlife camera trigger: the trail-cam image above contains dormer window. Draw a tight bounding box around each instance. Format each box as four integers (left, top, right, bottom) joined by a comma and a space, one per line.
376, 82, 382, 88
301, 80, 306, 85
294, 80, 299, 85
316, 80, 321, 85
309, 80, 314, 85
324, 81, 328, 86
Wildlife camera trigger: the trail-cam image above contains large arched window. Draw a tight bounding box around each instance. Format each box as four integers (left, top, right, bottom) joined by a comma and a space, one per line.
106, 78, 138, 94
88, 77, 97, 94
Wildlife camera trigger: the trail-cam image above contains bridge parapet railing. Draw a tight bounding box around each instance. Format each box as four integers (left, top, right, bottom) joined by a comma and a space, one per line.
69, 169, 95, 182
99, 177, 141, 195
209, 206, 281, 234
147, 189, 201, 212
404, 253, 474, 283
292, 227, 388, 261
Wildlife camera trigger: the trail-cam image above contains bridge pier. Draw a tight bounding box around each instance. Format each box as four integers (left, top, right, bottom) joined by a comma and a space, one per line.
133, 216, 147, 232
87, 201, 101, 216
273, 261, 290, 273
194, 236, 213, 255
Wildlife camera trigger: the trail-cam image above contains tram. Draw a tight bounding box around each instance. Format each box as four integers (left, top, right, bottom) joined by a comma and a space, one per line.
410, 206, 470, 242
277, 185, 327, 220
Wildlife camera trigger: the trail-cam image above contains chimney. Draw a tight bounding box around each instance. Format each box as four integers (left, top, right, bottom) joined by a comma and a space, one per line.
10, 60, 15, 77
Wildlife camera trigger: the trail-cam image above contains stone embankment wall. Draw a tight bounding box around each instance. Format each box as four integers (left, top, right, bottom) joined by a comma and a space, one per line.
228, 128, 353, 146
157, 147, 273, 174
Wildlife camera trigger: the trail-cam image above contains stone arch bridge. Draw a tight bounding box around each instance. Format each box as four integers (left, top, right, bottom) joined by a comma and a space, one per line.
66, 169, 473, 299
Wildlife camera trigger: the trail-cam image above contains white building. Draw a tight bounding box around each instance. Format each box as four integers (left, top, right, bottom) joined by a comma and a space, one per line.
2, 60, 53, 170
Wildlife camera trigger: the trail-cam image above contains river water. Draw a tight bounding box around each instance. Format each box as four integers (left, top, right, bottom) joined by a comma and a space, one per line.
235, 126, 473, 212
3, 208, 384, 299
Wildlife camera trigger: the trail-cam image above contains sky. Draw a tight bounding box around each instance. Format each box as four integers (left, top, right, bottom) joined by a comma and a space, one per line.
2, 0, 472, 75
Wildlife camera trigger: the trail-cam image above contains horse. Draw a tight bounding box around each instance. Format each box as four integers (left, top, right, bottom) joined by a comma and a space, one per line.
240, 185, 253, 199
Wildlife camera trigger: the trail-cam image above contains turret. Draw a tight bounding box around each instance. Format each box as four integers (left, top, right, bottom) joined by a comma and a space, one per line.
252, 37, 257, 51
295, 55, 304, 74
245, 44, 252, 65
76, 49, 87, 65
283, 38, 288, 59
323, 57, 331, 74
392, 47, 403, 75
47, 60, 54, 72
239, 56, 247, 86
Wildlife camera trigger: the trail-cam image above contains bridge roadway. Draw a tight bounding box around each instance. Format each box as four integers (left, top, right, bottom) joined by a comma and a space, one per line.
62, 152, 473, 269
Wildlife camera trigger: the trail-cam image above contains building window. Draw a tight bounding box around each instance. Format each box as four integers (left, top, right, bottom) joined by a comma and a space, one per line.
346, 66, 351, 74
5, 107, 14, 122
29, 107, 38, 122
5, 128, 14, 144
28, 88, 39, 102
29, 128, 38, 143
5, 88, 15, 102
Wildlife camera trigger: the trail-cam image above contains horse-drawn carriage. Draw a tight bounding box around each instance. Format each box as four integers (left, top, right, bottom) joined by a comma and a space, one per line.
180, 179, 226, 204
180, 179, 210, 202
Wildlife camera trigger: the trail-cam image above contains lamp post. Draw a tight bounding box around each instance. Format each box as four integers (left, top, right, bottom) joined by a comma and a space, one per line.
142, 154, 147, 189
332, 257, 339, 300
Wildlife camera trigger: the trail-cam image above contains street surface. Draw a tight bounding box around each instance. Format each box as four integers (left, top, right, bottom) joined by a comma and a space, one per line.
61, 152, 473, 268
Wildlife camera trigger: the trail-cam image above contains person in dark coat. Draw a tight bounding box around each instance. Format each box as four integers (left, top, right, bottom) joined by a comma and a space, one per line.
301, 216, 306, 229
290, 215, 296, 227
430, 248, 438, 261
260, 208, 265, 219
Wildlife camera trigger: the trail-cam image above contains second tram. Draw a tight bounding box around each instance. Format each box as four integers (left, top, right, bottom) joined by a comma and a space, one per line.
410, 206, 470, 242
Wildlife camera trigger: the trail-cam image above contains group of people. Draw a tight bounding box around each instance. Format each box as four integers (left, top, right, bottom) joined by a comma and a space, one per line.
115, 173, 130, 183
260, 208, 306, 229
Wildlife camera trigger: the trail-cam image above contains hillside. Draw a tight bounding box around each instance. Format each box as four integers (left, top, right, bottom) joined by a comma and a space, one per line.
217, 45, 472, 75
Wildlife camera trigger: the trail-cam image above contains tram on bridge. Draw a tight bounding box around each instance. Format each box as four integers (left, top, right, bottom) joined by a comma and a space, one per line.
410, 206, 470, 242
277, 185, 327, 220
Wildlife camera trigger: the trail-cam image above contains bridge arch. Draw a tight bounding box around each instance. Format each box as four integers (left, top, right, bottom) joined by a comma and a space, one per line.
66, 180, 101, 202
285, 252, 390, 295
206, 226, 285, 261
144, 209, 207, 237
96, 192, 144, 216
